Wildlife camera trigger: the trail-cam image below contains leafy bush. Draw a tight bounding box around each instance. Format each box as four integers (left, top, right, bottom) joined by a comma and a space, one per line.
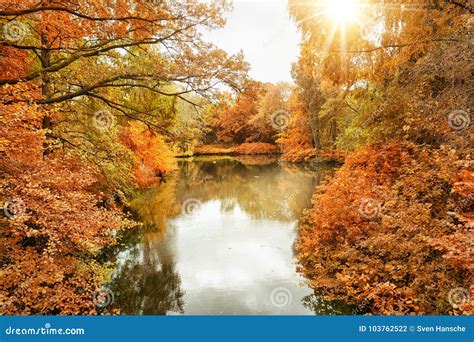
193, 145, 235, 155
297, 142, 472, 315
194, 143, 279, 156
0, 89, 135, 314
280, 148, 317, 162
233, 142, 279, 155
120, 122, 176, 188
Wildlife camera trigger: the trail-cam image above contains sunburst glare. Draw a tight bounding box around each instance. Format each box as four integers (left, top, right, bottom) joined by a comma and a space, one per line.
324, 0, 359, 24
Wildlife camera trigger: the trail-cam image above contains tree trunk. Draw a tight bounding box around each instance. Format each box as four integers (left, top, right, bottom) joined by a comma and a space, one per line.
330, 118, 337, 144
40, 33, 52, 130
308, 111, 322, 150
40, 32, 54, 156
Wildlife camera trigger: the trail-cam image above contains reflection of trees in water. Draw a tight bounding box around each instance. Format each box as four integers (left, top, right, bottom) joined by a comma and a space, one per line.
234, 155, 278, 165
130, 181, 180, 235
112, 181, 184, 315
112, 258, 185, 315
111, 230, 185, 315
111, 157, 339, 315
301, 293, 354, 315
175, 158, 336, 221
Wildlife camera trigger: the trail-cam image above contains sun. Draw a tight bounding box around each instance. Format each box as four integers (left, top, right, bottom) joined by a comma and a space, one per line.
324, 0, 359, 24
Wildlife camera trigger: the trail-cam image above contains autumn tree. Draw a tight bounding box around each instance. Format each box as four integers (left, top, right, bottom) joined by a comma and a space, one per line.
277, 92, 315, 161
0, 0, 249, 315
290, 0, 473, 314
0, 84, 135, 314
288, 0, 472, 151
120, 121, 176, 188
1, 0, 248, 172
247, 82, 291, 143
200, 92, 233, 145
290, 48, 325, 149
217, 80, 265, 144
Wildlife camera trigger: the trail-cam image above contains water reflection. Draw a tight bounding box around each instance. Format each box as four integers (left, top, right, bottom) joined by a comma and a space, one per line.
111, 157, 343, 315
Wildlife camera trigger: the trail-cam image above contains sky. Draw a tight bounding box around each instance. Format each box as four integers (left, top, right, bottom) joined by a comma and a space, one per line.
202, 0, 300, 83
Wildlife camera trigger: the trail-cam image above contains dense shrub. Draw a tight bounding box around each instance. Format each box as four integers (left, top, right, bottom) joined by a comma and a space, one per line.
120, 122, 176, 188
233, 142, 279, 155
281, 148, 317, 162
0, 87, 135, 314
280, 147, 345, 163
194, 143, 279, 156
193, 145, 235, 156
297, 142, 472, 315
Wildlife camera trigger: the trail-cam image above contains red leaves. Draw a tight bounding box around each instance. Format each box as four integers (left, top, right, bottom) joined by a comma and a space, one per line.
0, 46, 31, 82
452, 170, 474, 199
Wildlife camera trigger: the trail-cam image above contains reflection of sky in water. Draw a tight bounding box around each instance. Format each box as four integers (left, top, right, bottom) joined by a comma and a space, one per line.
171, 200, 312, 314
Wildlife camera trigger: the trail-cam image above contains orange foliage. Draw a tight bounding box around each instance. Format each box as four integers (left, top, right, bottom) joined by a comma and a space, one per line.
316, 149, 346, 163
233, 142, 279, 155
120, 122, 176, 188
430, 170, 474, 291
217, 81, 265, 144
0, 84, 134, 314
193, 145, 235, 156
279, 147, 346, 163
280, 148, 317, 162
0, 47, 31, 82
193, 143, 279, 156
297, 143, 472, 315
277, 93, 315, 162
